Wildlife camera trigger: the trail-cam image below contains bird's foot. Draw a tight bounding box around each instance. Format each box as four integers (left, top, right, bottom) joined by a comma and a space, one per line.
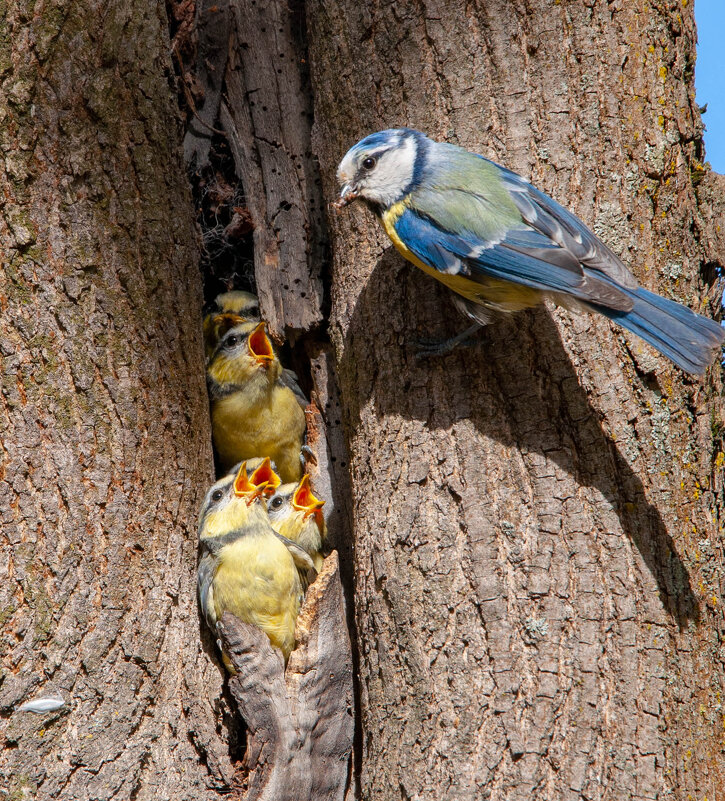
301, 445, 317, 470
414, 324, 482, 360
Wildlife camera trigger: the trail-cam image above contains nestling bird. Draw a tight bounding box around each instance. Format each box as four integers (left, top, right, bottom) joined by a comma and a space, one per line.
197, 460, 314, 664
197, 458, 284, 544
267, 475, 327, 571
207, 320, 307, 481
204, 290, 309, 405
336, 128, 725, 374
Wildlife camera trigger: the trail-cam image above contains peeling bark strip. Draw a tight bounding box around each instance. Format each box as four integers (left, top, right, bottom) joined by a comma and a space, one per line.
219, 0, 325, 340
306, 0, 725, 798
218, 552, 354, 801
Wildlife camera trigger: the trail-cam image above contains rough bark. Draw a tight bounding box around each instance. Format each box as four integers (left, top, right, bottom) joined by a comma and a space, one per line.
306, 0, 725, 799
0, 2, 234, 798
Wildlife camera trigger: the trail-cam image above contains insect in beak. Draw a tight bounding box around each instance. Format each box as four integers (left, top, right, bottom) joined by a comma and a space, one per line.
334, 184, 359, 209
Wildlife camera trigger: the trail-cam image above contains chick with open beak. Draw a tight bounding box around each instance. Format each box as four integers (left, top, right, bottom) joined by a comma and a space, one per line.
266, 474, 327, 572
207, 320, 307, 481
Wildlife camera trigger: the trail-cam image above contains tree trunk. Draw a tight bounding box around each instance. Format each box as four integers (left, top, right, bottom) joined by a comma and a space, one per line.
0, 2, 235, 798
3, 0, 724, 799
306, 0, 725, 798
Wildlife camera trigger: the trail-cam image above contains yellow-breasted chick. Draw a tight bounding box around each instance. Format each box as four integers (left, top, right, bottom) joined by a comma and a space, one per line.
207, 320, 307, 482
266, 475, 327, 572
203, 290, 261, 361
197, 460, 314, 665
203, 292, 308, 405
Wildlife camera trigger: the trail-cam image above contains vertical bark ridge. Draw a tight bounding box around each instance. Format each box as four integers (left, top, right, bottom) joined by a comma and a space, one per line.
0, 1, 233, 798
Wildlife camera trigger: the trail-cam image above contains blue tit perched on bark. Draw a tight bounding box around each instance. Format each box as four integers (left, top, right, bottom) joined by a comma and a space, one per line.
197, 460, 314, 665
203, 291, 261, 360
336, 128, 725, 375
207, 320, 307, 481
266, 475, 327, 572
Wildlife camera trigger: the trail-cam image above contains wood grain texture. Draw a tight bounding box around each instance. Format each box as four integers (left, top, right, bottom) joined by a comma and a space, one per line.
218, 552, 354, 801
0, 2, 236, 798
306, 0, 725, 797
220, 0, 326, 340
182, 0, 231, 169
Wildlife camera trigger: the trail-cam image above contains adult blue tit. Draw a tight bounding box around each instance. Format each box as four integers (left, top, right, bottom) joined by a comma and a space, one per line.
335, 128, 725, 375
267, 475, 327, 572
197, 460, 314, 665
207, 320, 307, 481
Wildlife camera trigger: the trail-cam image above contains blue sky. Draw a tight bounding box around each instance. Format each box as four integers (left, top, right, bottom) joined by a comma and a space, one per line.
695, 0, 725, 172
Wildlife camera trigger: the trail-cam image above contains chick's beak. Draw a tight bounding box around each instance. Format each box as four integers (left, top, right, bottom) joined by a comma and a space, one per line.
292, 474, 325, 521
248, 322, 274, 365
233, 462, 268, 505
249, 457, 282, 497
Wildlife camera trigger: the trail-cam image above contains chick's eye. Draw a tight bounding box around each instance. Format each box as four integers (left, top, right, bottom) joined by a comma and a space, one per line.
211, 490, 224, 502
270, 497, 283, 509
225, 335, 239, 348
362, 156, 377, 170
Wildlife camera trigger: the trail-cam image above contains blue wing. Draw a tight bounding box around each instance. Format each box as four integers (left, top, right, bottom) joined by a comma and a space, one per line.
493, 163, 638, 290
412, 141, 639, 295
393, 204, 633, 311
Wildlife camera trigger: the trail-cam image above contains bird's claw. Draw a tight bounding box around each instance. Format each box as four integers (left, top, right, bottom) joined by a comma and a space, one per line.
414, 325, 482, 361
300, 445, 317, 469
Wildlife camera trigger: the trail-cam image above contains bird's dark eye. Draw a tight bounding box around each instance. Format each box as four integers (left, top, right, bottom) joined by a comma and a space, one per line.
224, 335, 239, 348
211, 490, 224, 502
362, 156, 377, 170
270, 496, 284, 509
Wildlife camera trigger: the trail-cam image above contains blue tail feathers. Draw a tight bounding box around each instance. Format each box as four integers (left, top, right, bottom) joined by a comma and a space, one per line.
591, 287, 724, 375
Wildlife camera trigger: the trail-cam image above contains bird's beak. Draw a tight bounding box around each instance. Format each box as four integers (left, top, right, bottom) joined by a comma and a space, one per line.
248, 322, 274, 365
249, 457, 282, 497
292, 475, 325, 523
334, 183, 359, 209
233, 462, 268, 505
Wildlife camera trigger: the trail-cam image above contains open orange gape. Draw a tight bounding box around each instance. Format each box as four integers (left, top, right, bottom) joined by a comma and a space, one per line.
247, 321, 275, 364
292, 475, 325, 525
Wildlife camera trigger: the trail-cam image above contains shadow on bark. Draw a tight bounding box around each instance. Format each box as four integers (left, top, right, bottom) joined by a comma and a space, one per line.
339, 249, 700, 626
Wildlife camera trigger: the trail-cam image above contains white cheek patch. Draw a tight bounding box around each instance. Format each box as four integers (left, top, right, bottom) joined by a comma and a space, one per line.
363, 136, 417, 206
